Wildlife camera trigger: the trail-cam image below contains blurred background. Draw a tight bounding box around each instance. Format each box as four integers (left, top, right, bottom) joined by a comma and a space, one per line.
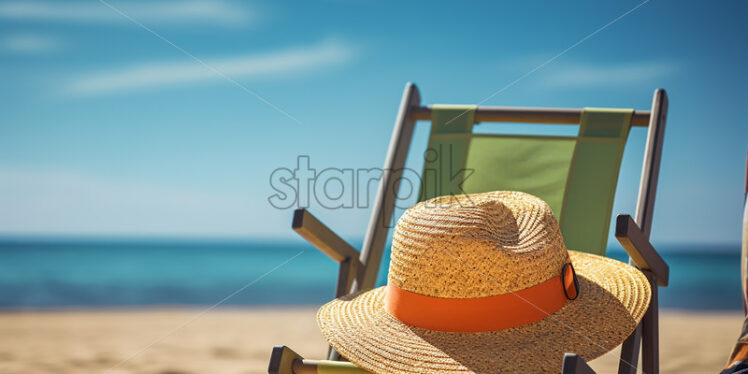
0, 1, 747, 373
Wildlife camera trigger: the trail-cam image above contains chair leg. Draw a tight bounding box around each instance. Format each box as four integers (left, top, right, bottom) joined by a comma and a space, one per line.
641, 271, 660, 374
562, 353, 598, 374
618, 271, 660, 374
618, 324, 641, 374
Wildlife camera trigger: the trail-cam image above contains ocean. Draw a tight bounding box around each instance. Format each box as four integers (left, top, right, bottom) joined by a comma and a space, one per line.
0, 240, 742, 310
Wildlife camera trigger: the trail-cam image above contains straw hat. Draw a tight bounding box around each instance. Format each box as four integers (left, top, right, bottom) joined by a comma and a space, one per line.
317, 191, 651, 374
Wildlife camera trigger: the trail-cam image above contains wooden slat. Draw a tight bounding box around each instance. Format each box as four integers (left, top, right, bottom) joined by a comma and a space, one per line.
356, 83, 421, 291
410, 106, 651, 127
561, 353, 598, 374
292, 209, 361, 264
615, 214, 669, 286
635, 89, 668, 236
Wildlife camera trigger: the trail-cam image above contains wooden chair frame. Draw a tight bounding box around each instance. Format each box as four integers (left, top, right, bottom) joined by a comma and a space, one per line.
280, 83, 670, 373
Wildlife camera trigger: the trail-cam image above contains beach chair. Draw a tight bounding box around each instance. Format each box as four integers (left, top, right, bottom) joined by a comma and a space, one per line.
268, 83, 670, 374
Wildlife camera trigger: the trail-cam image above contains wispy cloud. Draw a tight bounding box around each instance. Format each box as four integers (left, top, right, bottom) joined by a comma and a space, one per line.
1, 33, 62, 54
538, 61, 677, 88
0, 0, 252, 26
67, 39, 355, 95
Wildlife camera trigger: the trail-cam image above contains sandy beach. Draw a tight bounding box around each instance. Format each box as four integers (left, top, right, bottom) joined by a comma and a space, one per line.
0, 308, 741, 374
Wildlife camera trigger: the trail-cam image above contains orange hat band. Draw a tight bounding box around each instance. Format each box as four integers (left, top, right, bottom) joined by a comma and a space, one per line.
384, 262, 579, 333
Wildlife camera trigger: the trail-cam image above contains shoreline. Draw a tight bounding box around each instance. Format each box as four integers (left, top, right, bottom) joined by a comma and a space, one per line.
0, 308, 742, 373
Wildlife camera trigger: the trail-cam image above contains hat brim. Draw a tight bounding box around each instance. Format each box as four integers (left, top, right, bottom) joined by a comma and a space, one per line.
317, 251, 651, 374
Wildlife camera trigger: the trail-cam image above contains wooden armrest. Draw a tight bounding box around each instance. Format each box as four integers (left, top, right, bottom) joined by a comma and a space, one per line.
292, 209, 362, 296
268, 345, 370, 374
561, 353, 598, 374
292, 209, 361, 265
268, 345, 303, 374
615, 214, 669, 286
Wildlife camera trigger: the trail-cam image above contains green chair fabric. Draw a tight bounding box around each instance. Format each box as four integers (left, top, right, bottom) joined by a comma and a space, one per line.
559, 108, 632, 255
418, 105, 633, 256
418, 105, 476, 201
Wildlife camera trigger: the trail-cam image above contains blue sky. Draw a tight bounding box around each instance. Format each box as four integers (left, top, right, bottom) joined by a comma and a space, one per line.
0, 0, 746, 247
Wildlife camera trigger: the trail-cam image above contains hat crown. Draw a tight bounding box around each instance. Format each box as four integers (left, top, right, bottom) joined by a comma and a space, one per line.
388, 191, 569, 298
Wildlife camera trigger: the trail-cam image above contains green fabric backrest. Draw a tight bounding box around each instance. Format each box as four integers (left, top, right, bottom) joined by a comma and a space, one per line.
418, 105, 476, 201
559, 108, 632, 254
419, 105, 633, 256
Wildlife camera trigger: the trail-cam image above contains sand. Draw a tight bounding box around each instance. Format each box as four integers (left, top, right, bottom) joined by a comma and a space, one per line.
0, 308, 741, 374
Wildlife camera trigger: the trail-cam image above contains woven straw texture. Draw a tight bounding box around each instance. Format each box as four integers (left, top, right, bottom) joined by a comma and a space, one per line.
317, 191, 651, 373
390, 191, 569, 298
